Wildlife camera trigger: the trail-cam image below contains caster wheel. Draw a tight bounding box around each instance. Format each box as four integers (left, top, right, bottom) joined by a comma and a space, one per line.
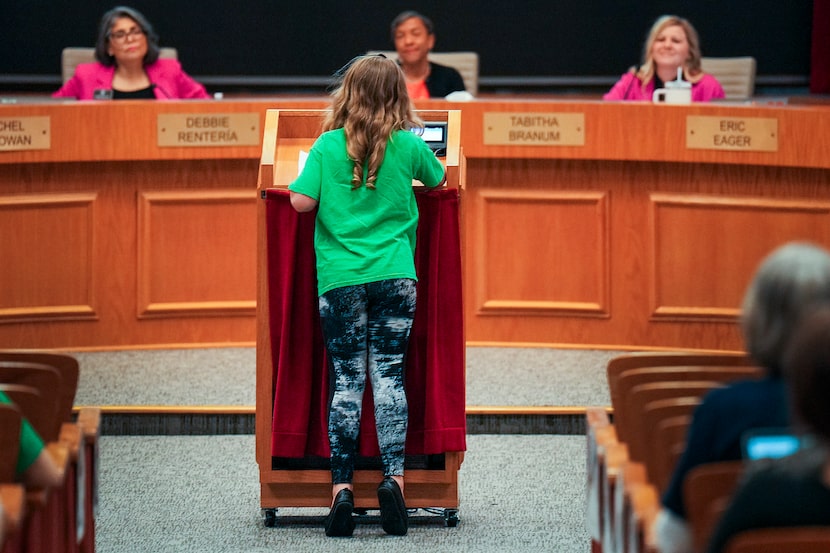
262, 508, 278, 527
444, 509, 459, 527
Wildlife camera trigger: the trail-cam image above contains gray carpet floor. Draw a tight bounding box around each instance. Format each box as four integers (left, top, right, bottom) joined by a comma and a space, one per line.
98, 434, 589, 553
76, 345, 625, 552
73, 346, 620, 407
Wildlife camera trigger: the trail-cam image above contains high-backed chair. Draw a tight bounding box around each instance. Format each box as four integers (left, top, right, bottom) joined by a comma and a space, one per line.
700, 56, 757, 100
593, 351, 753, 553
61, 46, 179, 83
0, 381, 74, 553
366, 50, 479, 96
0, 353, 79, 432
0, 363, 65, 442
683, 460, 745, 553
586, 407, 615, 553
0, 482, 25, 551
616, 368, 759, 455
0, 403, 22, 482
606, 352, 754, 432
0, 384, 52, 444
651, 414, 692, 493
0, 351, 96, 553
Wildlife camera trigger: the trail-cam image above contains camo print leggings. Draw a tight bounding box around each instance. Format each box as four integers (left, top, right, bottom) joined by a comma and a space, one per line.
319, 278, 417, 484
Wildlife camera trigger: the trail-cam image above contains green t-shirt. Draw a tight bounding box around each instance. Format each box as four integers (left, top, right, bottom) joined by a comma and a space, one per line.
0, 389, 44, 476
289, 128, 445, 296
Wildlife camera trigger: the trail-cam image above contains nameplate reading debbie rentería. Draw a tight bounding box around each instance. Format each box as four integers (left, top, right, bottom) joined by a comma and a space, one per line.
686, 115, 778, 152
157, 113, 260, 147
483, 112, 585, 146
0, 116, 50, 151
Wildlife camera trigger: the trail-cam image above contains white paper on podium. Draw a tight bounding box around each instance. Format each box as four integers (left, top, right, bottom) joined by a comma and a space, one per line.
298, 150, 308, 175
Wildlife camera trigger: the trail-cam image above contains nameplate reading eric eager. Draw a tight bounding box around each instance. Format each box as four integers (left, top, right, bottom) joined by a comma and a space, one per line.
686, 115, 778, 152
0, 117, 50, 151
157, 113, 260, 147
483, 112, 585, 146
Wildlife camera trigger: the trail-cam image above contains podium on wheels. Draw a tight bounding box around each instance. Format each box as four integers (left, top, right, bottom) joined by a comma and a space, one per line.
255, 109, 466, 528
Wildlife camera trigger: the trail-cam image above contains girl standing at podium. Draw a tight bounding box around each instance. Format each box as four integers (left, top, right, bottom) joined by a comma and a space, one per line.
288, 55, 446, 537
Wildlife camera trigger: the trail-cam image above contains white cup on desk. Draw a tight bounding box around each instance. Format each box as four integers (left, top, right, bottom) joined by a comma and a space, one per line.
652, 67, 692, 105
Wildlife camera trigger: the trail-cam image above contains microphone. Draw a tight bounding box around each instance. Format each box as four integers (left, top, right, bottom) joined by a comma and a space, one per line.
153, 83, 172, 99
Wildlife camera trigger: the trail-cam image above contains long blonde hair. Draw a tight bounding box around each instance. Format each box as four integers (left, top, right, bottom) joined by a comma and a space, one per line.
636, 15, 704, 88
323, 55, 421, 189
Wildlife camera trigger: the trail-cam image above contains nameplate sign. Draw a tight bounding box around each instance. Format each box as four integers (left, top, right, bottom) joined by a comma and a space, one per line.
686, 115, 778, 152
483, 112, 585, 146
157, 113, 260, 147
0, 116, 50, 151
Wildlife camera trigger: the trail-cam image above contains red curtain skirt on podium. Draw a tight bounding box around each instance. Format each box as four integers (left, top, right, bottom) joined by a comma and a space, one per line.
263, 187, 466, 458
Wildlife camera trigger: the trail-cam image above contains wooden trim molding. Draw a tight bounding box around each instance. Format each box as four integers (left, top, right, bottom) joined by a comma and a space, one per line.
474, 189, 610, 316
648, 193, 830, 321
137, 189, 256, 318
0, 192, 98, 323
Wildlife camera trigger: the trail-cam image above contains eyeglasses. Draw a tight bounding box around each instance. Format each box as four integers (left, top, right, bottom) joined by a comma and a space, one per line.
109, 27, 145, 42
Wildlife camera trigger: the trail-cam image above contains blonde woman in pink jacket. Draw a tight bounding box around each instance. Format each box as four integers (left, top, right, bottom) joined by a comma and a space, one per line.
53, 6, 208, 100
604, 15, 725, 102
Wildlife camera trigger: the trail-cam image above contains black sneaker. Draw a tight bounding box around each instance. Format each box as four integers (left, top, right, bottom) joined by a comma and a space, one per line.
325, 488, 355, 537
377, 477, 408, 536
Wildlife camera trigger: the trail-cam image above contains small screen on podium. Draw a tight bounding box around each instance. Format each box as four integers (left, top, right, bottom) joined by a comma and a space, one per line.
412, 122, 447, 156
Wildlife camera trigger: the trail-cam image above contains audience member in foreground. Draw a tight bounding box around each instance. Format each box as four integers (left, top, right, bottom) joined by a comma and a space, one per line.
654, 242, 830, 553
0, 390, 63, 489
288, 55, 445, 537
603, 14, 724, 102
706, 305, 830, 552
53, 5, 209, 100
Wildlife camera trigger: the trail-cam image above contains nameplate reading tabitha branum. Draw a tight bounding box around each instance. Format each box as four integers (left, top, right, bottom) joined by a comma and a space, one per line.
157, 113, 260, 147
0, 116, 50, 152
483, 112, 585, 146
686, 115, 778, 152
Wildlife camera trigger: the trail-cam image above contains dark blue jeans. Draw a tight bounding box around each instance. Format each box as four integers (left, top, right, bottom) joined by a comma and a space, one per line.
319, 278, 417, 484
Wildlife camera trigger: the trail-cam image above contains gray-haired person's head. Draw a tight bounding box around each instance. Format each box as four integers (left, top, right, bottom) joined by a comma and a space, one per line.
742, 242, 830, 375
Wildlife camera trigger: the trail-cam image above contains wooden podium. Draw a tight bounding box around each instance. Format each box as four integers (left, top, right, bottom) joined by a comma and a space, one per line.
255, 109, 465, 527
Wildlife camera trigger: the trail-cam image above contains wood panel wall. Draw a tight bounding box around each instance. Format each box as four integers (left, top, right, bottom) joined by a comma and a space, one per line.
2, 98, 829, 351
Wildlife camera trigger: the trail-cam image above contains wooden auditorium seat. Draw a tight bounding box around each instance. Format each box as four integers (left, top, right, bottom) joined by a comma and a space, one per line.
683, 460, 745, 553
651, 414, 692, 493
601, 440, 630, 553
613, 412, 692, 553
0, 385, 51, 445
0, 403, 22, 483
612, 368, 759, 553
724, 527, 830, 553
623, 381, 723, 466
0, 352, 94, 553
586, 406, 615, 553
1, 403, 25, 551
591, 351, 753, 553
0, 364, 64, 441
0, 483, 25, 551
0, 353, 79, 426
606, 353, 754, 435
624, 473, 660, 553
611, 365, 761, 444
